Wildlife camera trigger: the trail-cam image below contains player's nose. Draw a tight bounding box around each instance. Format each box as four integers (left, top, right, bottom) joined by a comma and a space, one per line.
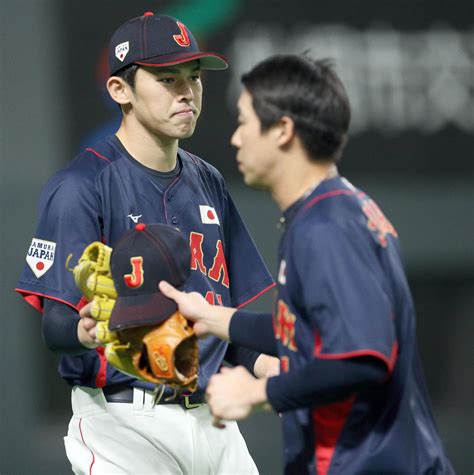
230, 128, 241, 148
176, 81, 194, 101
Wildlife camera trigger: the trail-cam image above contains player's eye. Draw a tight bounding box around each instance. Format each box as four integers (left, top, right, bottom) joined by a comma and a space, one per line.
190, 74, 201, 82
159, 77, 175, 84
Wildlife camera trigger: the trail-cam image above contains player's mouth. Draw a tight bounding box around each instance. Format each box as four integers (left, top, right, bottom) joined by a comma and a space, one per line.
172, 108, 195, 118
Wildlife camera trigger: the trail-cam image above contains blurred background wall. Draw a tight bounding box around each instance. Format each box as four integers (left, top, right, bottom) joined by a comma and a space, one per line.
1, 0, 472, 473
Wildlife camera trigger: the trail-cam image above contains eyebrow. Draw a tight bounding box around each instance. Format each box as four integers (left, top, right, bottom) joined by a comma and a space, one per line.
154, 65, 201, 74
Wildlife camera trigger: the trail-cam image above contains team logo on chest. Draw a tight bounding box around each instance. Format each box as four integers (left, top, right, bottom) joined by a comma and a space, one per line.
26, 238, 56, 278
127, 213, 142, 224
199, 205, 220, 225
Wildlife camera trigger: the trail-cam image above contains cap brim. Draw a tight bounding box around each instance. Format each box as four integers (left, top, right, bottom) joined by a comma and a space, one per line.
135, 51, 228, 70
109, 291, 178, 331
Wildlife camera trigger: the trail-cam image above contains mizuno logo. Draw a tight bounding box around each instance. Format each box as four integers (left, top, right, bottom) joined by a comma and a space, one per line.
128, 214, 142, 223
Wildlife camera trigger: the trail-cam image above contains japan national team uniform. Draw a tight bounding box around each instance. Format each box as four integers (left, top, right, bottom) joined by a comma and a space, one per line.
16, 135, 274, 473
274, 176, 453, 475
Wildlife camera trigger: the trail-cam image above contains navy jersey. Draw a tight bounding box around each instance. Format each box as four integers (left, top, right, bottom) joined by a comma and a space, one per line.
16, 135, 274, 390
275, 176, 453, 474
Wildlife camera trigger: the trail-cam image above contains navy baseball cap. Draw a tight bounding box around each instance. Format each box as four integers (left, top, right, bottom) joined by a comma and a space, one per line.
109, 223, 191, 331
108, 12, 228, 76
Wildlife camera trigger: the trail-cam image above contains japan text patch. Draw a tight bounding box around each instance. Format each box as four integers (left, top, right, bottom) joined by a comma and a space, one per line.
26, 238, 56, 278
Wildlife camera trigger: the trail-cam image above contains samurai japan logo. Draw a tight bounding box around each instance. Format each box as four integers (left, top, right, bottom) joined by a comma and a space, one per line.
26, 238, 56, 278
115, 41, 130, 62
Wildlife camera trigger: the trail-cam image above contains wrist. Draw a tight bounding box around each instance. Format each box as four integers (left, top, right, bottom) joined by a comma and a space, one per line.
250, 377, 271, 412
207, 305, 236, 341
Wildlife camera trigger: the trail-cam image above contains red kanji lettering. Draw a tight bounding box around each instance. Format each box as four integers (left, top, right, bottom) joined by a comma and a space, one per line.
189, 232, 207, 275
208, 240, 229, 288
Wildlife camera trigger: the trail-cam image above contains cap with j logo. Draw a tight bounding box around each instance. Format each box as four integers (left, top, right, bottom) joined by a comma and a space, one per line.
108, 11, 228, 76
109, 223, 190, 331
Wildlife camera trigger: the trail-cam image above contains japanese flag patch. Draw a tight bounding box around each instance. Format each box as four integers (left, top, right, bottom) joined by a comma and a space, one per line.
26, 238, 56, 278
199, 205, 220, 225
115, 41, 129, 62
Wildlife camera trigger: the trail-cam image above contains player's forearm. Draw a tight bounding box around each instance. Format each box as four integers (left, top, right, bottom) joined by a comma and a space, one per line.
266, 356, 387, 413
229, 311, 277, 355
43, 299, 92, 355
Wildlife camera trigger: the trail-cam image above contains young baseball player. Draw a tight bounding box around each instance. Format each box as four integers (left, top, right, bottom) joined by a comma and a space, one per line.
159, 54, 455, 474
16, 12, 277, 474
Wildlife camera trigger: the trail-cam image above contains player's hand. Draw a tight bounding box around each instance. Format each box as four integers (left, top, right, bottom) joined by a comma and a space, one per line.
159, 281, 235, 340
78, 302, 101, 348
206, 366, 270, 427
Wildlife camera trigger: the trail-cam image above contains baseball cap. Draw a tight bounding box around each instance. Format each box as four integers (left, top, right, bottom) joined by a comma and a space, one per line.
109, 223, 190, 331
108, 12, 228, 76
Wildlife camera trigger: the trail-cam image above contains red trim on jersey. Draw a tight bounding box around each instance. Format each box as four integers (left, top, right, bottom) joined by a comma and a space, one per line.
303, 189, 355, 212
15, 288, 80, 313
24, 293, 43, 313
85, 147, 111, 162
313, 395, 356, 475
77, 296, 89, 311
79, 418, 96, 474
94, 346, 107, 388
237, 282, 276, 309
315, 332, 398, 373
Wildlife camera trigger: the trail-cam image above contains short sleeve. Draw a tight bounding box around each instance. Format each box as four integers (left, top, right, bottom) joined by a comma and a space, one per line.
290, 222, 397, 370
16, 171, 103, 310
222, 192, 275, 308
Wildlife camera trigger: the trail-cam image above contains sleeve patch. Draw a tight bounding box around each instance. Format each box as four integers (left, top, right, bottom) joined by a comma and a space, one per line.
26, 238, 56, 278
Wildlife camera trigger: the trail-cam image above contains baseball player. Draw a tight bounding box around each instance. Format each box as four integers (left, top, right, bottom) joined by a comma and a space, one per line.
16, 12, 277, 475
159, 54, 455, 474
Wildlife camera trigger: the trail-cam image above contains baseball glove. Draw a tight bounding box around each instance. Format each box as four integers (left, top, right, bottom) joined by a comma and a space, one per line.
105, 312, 199, 392
67, 242, 199, 393
66, 241, 118, 343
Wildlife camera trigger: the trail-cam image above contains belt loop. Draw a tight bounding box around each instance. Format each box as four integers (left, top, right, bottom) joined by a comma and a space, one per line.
183, 395, 203, 409
132, 387, 144, 414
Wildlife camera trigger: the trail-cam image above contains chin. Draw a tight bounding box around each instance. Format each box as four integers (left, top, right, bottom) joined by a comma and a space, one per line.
177, 124, 197, 139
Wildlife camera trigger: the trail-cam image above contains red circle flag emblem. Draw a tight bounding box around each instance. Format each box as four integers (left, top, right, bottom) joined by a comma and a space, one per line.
36, 262, 45, 270
199, 205, 220, 225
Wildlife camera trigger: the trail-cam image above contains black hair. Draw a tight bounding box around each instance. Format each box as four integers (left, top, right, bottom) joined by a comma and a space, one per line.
241, 54, 351, 162
113, 63, 140, 89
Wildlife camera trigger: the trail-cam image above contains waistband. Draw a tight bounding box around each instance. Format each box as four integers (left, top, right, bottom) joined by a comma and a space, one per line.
102, 384, 205, 409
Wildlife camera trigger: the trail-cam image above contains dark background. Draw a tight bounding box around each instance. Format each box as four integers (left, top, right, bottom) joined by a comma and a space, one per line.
1, 0, 473, 473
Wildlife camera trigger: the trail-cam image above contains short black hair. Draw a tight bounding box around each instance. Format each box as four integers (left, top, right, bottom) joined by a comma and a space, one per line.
113, 63, 140, 89
241, 54, 351, 162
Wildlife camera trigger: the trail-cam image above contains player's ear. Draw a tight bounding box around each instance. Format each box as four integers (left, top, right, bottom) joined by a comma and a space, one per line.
275, 116, 296, 148
106, 76, 133, 106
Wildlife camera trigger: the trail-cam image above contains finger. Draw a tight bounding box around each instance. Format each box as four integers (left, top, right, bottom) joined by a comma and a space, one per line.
79, 302, 92, 318
82, 317, 97, 331
159, 280, 180, 300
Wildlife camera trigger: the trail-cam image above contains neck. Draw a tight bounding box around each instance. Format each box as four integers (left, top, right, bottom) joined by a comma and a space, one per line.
271, 162, 338, 211
115, 121, 178, 172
